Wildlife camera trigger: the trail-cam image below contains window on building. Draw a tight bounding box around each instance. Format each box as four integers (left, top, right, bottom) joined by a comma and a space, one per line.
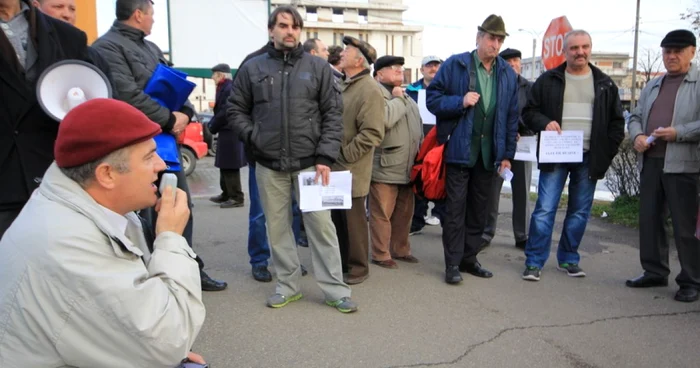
403, 68, 412, 84
306, 7, 318, 22
358, 9, 368, 24
359, 32, 369, 42
613, 61, 623, 69
332, 8, 343, 23
333, 32, 344, 46
306, 29, 318, 40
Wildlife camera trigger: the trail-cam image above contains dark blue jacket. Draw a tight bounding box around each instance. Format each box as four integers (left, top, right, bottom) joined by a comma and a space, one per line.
426, 51, 519, 168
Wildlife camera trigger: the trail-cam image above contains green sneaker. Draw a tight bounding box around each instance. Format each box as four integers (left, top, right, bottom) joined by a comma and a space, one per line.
325, 297, 358, 313
558, 263, 586, 277
522, 266, 541, 281
266, 293, 302, 308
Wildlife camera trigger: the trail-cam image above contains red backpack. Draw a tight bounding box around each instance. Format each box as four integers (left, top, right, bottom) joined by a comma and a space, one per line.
410, 61, 476, 201
410, 126, 447, 200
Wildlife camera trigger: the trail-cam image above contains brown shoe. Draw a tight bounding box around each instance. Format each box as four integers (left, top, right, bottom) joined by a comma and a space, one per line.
344, 274, 368, 285
394, 255, 419, 264
371, 259, 398, 269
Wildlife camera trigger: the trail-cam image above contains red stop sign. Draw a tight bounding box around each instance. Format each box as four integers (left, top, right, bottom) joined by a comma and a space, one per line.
541, 16, 573, 70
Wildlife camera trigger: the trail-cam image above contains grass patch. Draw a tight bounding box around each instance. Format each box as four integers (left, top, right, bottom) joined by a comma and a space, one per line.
527, 192, 640, 228
590, 195, 639, 228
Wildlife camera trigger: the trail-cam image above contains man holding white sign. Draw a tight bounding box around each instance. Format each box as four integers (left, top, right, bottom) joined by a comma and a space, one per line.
521, 30, 624, 282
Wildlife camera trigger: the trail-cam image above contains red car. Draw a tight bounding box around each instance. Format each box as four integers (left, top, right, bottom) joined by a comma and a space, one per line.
177, 116, 209, 176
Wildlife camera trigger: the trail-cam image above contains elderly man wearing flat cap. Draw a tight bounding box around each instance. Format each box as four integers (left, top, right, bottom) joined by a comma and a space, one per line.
208, 63, 247, 209
330, 36, 385, 285
481, 48, 534, 251
0, 99, 207, 367
627, 29, 700, 303
426, 14, 519, 284
368, 55, 423, 270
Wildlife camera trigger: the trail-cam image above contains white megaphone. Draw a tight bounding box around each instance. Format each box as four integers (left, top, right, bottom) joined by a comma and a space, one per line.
36, 59, 112, 121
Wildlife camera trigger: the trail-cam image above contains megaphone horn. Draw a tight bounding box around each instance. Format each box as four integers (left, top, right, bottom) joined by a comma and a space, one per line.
36, 59, 112, 122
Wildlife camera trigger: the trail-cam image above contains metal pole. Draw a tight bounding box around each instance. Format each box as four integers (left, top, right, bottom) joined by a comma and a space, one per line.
630, 0, 641, 111
531, 38, 537, 80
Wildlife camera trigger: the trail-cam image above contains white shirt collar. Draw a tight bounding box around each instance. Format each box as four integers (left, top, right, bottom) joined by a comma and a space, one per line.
99, 204, 129, 236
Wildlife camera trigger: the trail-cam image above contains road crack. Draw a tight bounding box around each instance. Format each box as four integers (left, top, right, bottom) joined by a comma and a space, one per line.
383, 309, 700, 368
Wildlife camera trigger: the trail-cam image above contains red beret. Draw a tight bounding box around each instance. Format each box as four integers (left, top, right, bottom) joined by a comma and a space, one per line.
55, 99, 162, 168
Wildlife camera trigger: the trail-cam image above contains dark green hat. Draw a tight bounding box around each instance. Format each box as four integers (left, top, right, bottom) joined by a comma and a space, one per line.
478, 14, 509, 37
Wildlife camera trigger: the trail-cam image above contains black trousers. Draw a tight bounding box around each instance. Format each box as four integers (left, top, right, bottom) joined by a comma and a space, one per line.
639, 156, 700, 288
0, 208, 22, 240
140, 166, 205, 270
219, 168, 244, 203
442, 160, 494, 267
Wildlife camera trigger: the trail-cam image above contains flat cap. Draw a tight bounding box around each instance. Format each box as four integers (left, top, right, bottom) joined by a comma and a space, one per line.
373, 55, 405, 76
499, 48, 522, 60
343, 36, 377, 64
55, 99, 162, 168
660, 29, 696, 48
211, 63, 231, 73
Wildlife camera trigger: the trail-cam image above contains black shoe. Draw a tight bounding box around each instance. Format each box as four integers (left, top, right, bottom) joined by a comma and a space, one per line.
201, 271, 227, 291
445, 265, 463, 284
675, 287, 699, 303
459, 261, 493, 278
209, 194, 227, 204
301, 264, 308, 276
220, 199, 244, 208
515, 240, 527, 250
252, 265, 273, 282
625, 274, 668, 288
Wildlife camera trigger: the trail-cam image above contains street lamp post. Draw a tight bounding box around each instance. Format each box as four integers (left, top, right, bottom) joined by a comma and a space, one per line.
519, 28, 541, 81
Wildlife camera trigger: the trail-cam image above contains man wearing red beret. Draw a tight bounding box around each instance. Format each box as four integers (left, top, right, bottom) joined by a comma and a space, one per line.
0, 99, 207, 367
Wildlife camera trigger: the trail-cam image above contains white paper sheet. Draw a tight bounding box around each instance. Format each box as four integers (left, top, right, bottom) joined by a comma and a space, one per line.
298, 171, 353, 212
538, 130, 584, 163
514, 136, 538, 162
417, 89, 436, 125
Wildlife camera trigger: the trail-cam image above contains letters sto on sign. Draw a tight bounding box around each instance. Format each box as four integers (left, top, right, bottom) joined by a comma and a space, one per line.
541, 16, 573, 71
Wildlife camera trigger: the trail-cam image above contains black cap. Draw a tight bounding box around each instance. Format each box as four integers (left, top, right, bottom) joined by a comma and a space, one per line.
211, 63, 231, 73
660, 30, 696, 48
499, 48, 521, 60
373, 55, 405, 77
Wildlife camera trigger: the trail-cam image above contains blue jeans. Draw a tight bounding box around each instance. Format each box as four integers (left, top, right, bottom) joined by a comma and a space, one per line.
248, 165, 302, 267
525, 154, 597, 269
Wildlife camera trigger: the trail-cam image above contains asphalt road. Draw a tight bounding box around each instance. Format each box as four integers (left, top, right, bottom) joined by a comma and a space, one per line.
185, 157, 700, 368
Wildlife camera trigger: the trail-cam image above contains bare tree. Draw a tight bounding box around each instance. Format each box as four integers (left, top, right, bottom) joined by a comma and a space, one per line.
638, 48, 662, 83
681, 0, 700, 34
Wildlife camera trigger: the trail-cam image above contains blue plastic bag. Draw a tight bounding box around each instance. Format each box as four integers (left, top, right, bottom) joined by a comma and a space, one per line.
144, 64, 196, 172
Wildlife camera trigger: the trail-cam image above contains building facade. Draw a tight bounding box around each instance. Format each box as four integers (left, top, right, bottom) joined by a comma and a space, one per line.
272, 0, 424, 83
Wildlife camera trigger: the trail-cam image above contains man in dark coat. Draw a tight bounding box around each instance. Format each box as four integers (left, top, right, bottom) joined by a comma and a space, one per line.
0, 0, 90, 237
208, 63, 247, 208
91, 0, 227, 291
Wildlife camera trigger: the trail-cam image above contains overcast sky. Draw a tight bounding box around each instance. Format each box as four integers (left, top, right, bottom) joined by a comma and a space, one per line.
96, 0, 698, 64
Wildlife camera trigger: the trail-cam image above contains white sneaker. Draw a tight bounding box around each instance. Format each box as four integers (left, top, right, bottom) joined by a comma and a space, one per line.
425, 216, 440, 226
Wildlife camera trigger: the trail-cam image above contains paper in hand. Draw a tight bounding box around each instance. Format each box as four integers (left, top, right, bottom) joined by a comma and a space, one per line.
500, 167, 514, 182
